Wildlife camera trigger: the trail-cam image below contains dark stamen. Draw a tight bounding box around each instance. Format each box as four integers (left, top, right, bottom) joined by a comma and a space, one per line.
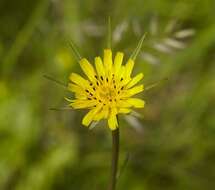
120, 78, 123, 81
90, 93, 93, 96
114, 85, 116, 89
95, 75, 98, 79
85, 89, 89, 93
100, 76, 104, 80
93, 87, 96, 91
106, 78, 109, 82
96, 82, 99, 86
121, 87, 124, 90
99, 100, 102, 103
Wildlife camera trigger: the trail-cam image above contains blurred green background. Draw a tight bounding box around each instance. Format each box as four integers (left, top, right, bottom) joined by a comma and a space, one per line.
0, 0, 215, 189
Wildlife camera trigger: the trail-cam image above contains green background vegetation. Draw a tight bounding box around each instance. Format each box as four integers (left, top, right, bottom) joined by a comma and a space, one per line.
0, 0, 215, 189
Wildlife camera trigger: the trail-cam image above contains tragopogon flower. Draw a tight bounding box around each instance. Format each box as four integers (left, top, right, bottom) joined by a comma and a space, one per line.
67, 49, 145, 130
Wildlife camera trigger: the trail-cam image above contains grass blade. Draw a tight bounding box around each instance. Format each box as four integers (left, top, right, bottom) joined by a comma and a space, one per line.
130, 33, 147, 60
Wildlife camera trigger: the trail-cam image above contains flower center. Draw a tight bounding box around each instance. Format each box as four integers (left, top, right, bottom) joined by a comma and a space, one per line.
98, 85, 116, 101
90, 75, 123, 105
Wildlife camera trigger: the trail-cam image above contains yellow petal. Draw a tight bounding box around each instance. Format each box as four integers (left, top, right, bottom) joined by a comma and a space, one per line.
68, 83, 84, 94
117, 100, 132, 108
70, 100, 97, 109
118, 65, 125, 81
103, 49, 113, 75
118, 108, 131, 114
114, 52, 124, 75
126, 73, 144, 89
74, 94, 87, 99
124, 59, 134, 78
125, 85, 144, 97
126, 98, 145, 108
103, 106, 109, 119
108, 108, 118, 130
69, 73, 89, 88
79, 58, 96, 81
95, 56, 105, 77
68, 84, 87, 99
82, 106, 101, 126
93, 109, 105, 121
120, 77, 131, 87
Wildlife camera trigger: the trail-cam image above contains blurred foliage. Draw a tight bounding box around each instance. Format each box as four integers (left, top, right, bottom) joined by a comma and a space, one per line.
0, 0, 215, 189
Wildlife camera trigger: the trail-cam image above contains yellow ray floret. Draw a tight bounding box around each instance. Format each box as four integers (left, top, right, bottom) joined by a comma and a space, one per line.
67, 49, 145, 130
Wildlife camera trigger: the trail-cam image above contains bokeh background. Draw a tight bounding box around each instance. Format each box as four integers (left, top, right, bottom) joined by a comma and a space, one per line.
0, 0, 215, 189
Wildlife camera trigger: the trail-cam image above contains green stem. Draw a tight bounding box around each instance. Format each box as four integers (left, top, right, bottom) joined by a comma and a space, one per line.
108, 128, 119, 190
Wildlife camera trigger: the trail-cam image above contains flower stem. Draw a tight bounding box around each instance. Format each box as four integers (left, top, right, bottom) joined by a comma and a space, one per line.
108, 128, 119, 190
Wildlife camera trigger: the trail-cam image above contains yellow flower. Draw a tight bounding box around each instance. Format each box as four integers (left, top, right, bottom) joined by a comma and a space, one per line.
67, 49, 145, 130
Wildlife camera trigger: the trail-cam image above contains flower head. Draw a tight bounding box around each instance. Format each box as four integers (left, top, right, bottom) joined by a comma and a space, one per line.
67, 49, 145, 130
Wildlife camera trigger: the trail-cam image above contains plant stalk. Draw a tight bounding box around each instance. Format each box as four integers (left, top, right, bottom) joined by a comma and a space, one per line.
108, 128, 119, 190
